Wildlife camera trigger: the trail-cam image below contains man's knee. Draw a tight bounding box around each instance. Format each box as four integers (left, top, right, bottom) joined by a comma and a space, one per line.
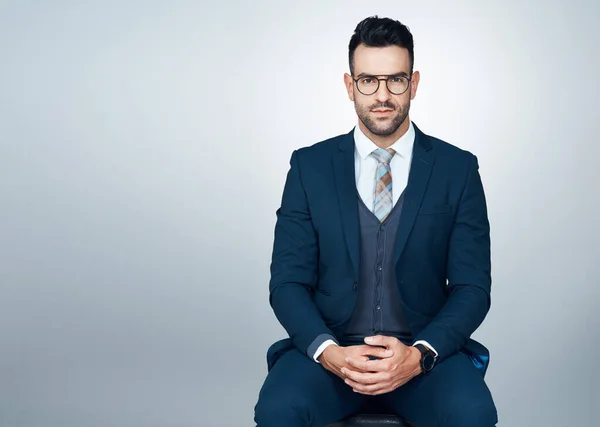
445, 394, 498, 427
254, 393, 310, 427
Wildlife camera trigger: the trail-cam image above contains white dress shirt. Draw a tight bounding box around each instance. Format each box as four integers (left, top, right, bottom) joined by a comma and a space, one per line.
313, 121, 439, 362
354, 119, 415, 209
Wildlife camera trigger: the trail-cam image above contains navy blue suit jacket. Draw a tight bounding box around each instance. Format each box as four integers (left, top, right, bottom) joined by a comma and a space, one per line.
266, 122, 492, 376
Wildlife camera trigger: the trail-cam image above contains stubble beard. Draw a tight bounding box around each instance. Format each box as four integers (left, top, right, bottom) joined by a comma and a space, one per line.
356, 99, 410, 137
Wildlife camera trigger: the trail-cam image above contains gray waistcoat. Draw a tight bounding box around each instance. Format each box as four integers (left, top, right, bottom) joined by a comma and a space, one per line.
342, 191, 412, 345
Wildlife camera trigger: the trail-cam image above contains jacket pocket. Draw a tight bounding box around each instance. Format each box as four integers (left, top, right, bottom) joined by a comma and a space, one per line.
315, 287, 331, 296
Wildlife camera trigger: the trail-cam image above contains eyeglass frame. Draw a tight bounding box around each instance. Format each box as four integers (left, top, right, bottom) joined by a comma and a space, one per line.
352, 73, 413, 96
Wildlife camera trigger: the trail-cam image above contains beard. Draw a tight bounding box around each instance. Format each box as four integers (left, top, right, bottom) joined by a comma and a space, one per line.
355, 98, 410, 136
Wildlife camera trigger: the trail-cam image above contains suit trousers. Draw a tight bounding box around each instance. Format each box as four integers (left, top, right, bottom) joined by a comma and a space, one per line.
254, 348, 497, 427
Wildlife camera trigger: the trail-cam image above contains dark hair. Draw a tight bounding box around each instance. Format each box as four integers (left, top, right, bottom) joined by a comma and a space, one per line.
348, 16, 414, 76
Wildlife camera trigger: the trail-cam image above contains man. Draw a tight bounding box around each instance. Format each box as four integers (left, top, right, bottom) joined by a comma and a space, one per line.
254, 16, 498, 427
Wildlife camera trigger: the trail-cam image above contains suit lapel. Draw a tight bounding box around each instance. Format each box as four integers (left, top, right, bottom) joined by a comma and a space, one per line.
394, 123, 434, 263
333, 130, 360, 281
332, 124, 435, 277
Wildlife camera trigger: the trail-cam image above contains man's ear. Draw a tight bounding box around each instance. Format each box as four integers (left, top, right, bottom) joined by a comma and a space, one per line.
344, 73, 355, 102
409, 71, 420, 100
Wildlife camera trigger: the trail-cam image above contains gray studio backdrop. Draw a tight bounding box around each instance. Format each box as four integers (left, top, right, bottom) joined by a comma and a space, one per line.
1, 1, 598, 426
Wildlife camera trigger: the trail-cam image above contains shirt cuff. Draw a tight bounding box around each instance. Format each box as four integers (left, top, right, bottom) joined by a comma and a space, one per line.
413, 340, 439, 358
313, 339, 338, 363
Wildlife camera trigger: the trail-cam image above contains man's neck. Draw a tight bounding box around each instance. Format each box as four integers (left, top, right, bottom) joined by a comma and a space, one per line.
358, 116, 411, 149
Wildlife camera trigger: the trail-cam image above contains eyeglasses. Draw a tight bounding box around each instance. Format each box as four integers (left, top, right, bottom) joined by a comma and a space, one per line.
353, 74, 412, 96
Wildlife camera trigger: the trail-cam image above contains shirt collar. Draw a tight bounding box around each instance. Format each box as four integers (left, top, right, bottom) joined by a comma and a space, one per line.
353, 120, 415, 161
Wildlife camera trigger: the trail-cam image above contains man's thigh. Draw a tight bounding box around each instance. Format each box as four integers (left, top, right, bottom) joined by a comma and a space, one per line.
254, 348, 365, 427
381, 352, 498, 427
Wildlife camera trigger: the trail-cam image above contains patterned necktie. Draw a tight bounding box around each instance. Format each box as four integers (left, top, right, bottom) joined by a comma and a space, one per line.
371, 147, 396, 222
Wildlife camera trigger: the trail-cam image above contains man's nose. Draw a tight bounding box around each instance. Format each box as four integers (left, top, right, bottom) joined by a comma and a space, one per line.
374, 80, 392, 103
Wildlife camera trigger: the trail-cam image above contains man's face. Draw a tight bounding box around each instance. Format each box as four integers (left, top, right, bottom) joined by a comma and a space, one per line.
344, 44, 420, 136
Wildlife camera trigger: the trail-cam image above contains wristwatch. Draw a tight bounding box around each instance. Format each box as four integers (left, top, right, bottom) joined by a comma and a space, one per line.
414, 344, 437, 373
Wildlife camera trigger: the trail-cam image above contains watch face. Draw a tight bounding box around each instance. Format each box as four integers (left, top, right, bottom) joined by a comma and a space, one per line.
422, 353, 435, 371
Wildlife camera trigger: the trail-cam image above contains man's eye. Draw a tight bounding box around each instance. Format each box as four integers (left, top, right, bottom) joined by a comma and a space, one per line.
390, 77, 403, 83
361, 78, 374, 84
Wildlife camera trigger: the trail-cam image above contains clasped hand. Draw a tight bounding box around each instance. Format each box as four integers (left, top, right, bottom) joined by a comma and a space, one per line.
320, 335, 422, 395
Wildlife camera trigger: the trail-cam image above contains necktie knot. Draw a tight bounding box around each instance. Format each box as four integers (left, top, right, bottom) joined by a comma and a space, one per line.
371, 148, 396, 165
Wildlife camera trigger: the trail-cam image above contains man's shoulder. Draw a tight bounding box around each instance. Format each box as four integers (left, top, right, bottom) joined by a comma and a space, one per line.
426, 132, 476, 161
294, 130, 352, 159
411, 123, 484, 182
289, 126, 480, 165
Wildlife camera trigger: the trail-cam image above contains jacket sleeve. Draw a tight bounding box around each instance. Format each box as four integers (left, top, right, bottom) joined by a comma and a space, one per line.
413, 154, 492, 362
268, 149, 335, 357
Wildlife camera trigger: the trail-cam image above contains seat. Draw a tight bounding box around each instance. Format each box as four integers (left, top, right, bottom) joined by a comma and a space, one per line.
325, 413, 410, 426
324, 400, 416, 427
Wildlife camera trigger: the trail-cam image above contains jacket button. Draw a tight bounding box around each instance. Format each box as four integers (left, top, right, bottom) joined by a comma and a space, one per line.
353, 282, 358, 290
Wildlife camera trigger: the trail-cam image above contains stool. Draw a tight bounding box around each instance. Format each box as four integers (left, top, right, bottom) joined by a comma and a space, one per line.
324, 399, 416, 427
326, 414, 412, 426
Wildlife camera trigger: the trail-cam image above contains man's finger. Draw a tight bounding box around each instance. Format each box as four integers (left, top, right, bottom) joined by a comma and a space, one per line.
341, 366, 387, 385
349, 357, 392, 374
345, 377, 388, 394
346, 357, 370, 374
364, 335, 398, 348
358, 345, 393, 359
345, 357, 372, 372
